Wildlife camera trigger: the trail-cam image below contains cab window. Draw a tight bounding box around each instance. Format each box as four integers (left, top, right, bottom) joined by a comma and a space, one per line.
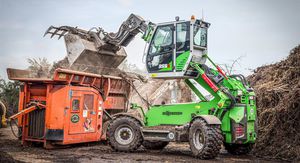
72, 99, 80, 111
147, 24, 174, 72
148, 25, 173, 55
83, 94, 94, 110
176, 22, 190, 51
194, 25, 207, 47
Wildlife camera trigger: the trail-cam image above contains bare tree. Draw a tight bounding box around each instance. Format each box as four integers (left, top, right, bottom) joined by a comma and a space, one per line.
27, 58, 51, 78
219, 55, 245, 75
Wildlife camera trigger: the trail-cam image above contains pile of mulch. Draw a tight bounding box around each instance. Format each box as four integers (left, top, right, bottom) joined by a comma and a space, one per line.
247, 45, 300, 161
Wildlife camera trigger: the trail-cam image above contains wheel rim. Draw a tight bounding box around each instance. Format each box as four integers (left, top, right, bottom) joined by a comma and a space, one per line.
114, 125, 134, 145
193, 128, 205, 150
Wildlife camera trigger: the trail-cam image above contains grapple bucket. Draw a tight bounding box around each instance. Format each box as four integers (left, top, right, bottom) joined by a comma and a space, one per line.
44, 26, 127, 74
64, 34, 127, 73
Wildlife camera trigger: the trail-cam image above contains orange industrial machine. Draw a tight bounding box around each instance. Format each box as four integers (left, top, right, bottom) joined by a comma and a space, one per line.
7, 68, 130, 148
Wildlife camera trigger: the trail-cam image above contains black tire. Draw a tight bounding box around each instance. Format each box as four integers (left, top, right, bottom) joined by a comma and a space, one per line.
142, 140, 169, 150
224, 143, 253, 155
189, 118, 223, 159
9, 119, 22, 139
107, 116, 143, 152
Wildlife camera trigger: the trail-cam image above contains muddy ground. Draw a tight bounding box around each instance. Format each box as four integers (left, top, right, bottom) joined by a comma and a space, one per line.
0, 127, 282, 163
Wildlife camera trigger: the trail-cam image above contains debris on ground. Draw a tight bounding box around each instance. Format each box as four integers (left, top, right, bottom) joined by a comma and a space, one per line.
248, 45, 300, 161
0, 127, 279, 163
0, 151, 22, 163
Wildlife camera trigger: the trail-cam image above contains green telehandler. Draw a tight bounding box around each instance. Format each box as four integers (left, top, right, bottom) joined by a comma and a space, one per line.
45, 14, 257, 159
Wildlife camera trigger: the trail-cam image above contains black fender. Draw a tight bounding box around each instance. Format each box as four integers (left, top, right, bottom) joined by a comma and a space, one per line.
111, 112, 144, 126
191, 115, 222, 125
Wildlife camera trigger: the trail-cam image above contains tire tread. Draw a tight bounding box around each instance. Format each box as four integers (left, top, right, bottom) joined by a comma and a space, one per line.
189, 118, 223, 159
107, 116, 143, 152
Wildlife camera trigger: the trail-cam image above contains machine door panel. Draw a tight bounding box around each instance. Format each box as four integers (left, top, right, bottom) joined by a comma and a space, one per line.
69, 91, 97, 135
176, 22, 190, 71
146, 24, 174, 73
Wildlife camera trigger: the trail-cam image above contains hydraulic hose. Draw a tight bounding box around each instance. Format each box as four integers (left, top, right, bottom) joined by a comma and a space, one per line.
220, 87, 236, 120
229, 74, 248, 87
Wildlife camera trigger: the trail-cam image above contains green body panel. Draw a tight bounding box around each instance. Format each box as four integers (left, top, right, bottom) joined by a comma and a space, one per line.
144, 61, 257, 145
221, 112, 232, 142
229, 106, 245, 123
221, 104, 256, 143
145, 102, 210, 126
146, 64, 228, 126
176, 51, 190, 71
158, 51, 190, 72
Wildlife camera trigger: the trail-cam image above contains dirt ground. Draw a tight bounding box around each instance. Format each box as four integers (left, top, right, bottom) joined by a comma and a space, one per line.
0, 127, 283, 163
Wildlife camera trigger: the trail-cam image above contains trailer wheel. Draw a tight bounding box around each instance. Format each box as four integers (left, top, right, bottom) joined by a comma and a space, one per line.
189, 118, 223, 159
107, 116, 142, 152
142, 140, 169, 150
224, 143, 253, 155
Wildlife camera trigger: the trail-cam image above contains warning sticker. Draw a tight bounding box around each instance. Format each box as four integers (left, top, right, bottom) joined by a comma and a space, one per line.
83, 110, 88, 118
71, 114, 79, 123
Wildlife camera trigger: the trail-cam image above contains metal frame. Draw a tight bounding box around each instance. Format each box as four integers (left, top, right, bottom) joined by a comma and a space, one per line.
7, 68, 131, 148
146, 19, 209, 79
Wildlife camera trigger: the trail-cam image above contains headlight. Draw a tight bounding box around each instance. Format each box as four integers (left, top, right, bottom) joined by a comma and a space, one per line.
237, 90, 243, 96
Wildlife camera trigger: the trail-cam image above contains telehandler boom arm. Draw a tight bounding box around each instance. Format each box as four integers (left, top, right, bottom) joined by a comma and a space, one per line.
44, 14, 154, 72
45, 14, 151, 48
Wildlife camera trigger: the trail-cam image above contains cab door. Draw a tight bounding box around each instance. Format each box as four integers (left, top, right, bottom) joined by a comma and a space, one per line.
175, 22, 190, 71
69, 90, 97, 134
146, 24, 175, 73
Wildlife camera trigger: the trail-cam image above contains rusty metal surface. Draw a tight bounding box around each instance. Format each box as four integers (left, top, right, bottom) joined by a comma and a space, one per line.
56, 68, 122, 80
7, 68, 52, 82
43, 14, 150, 74
6, 68, 51, 81
7, 67, 131, 114
6, 68, 123, 82
44, 27, 127, 74
64, 34, 127, 73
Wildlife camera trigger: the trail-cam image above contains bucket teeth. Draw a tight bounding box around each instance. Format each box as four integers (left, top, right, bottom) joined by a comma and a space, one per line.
58, 30, 68, 39
44, 26, 73, 39
43, 26, 54, 37
51, 28, 61, 38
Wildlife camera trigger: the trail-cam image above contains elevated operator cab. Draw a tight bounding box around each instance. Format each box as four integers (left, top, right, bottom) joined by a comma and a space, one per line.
145, 17, 210, 78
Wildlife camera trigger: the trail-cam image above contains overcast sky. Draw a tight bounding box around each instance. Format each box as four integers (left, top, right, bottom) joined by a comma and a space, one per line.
0, 0, 299, 79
